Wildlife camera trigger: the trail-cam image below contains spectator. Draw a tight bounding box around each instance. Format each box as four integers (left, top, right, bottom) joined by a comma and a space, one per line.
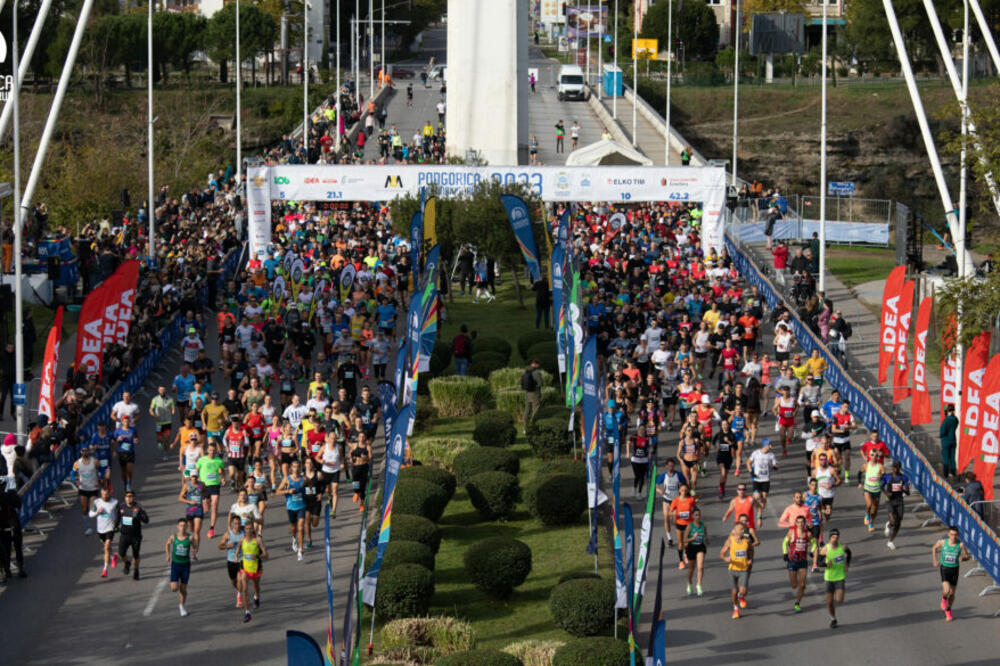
451, 325, 472, 376
532, 277, 551, 329
939, 405, 959, 478
771, 242, 788, 271
962, 472, 985, 518
521, 360, 543, 433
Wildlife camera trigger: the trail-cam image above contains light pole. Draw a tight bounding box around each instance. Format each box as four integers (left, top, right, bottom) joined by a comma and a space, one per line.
304, 0, 309, 157
818, 0, 828, 292
665, 0, 672, 166
613, 0, 618, 118
336, 0, 341, 137
959, 0, 970, 280
732, 0, 740, 187
381, 0, 385, 85
631, 0, 637, 146
12, 0, 25, 440
236, 0, 242, 191
369, 0, 374, 98
148, 0, 155, 260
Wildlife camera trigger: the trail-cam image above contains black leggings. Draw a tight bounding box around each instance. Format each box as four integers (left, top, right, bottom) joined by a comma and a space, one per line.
631, 461, 649, 493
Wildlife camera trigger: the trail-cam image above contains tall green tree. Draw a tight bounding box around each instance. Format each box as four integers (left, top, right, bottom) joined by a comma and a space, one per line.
642, 0, 721, 61
205, 3, 276, 84
845, 0, 958, 71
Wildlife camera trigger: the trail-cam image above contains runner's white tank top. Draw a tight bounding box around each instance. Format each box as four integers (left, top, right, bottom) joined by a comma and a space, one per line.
78, 458, 99, 491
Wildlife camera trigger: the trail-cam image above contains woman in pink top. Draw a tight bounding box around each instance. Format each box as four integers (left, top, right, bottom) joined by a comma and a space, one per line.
760, 353, 778, 407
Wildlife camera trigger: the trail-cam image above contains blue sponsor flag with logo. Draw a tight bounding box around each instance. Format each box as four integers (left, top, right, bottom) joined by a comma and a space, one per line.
645, 539, 666, 666
361, 381, 408, 606
409, 209, 423, 290
613, 435, 626, 609
583, 336, 603, 554
417, 244, 441, 372
500, 194, 541, 283
551, 244, 565, 372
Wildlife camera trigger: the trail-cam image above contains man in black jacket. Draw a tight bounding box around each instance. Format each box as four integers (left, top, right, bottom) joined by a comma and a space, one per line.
0, 342, 15, 419
532, 278, 552, 329
0, 474, 24, 583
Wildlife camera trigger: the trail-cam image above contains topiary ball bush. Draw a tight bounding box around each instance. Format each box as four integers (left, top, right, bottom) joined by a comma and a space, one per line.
489, 367, 554, 394
464, 537, 532, 599
524, 342, 559, 377
390, 513, 442, 554
552, 637, 628, 666
542, 458, 587, 479
549, 578, 616, 637
375, 563, 435, 621
436, 649, 524, 666
473, 410, 517, 448
413, 403, 438, 434
518, 330, 555, 361
453, 446, 520, 483
431, 341, 453, 374
400, 465, 458, 501
527, 419, 573, 459
474, 337, 513, 363
429, 376, 493, 417
468, 352, 509, 379
465, 471, 521, 520
557, 571, 602, 585
366, 539, 435, 573
393, 476, 450, 522
525, 473, 587, 526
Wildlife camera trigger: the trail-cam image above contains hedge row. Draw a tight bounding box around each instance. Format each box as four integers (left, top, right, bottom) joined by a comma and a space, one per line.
429, 376, 493, 416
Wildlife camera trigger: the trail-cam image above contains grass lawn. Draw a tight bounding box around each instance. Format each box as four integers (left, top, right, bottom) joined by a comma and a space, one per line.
825, 245, 899, 289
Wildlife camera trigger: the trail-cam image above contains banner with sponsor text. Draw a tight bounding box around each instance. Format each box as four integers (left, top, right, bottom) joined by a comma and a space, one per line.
878, 265, 906, 385
37, 306, 63, 420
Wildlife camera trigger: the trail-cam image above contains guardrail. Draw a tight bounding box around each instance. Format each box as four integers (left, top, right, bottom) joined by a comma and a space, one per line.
725, 231, 1000, 596
16, 244, 243, 529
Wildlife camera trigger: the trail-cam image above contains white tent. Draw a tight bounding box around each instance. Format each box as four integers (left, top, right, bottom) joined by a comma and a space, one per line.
564, 138, 653, 166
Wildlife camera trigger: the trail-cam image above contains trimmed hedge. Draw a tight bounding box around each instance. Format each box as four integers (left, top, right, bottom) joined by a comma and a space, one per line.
390, 513, 442, 554
393, 476, 450, 522
474, 336, 513, 363
366, 539, 435, 572
534, 405, 571, 422
468, 352, 509, 379
429, 376, 493, 417
525, 343, 559, 377
549, 578, 616, 637
375, 563, 436, 621
552, 637, 628, 666
557, 571, 602, 585
381, 616, 474, 656
527, 419, 573, 459
489, 367, 555, 394
473, 410, 517, 448
453, 446, 520, 483
503, 640, 564, 666
430, 341, 453, 375
496, 386, 561, 424
518, 330, 556, 361
436, 649, 524, 666
525, 473, 587, 526
541, 458, 586, 479
400, 465, 457, 502
465, 471, 521, 520
464, 537, 532, 599
411, 437, 476, 472
413, 403, 438, 434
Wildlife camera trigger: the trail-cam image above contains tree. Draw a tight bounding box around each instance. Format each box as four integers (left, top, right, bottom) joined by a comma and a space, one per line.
936, 273, 1000, 354
845, 0, 958, 72
743, 0, 807, 14
641, 0, 720, 60
206, 3, 276, 84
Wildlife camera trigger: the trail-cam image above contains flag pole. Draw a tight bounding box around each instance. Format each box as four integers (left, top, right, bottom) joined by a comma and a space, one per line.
12, 0, 25, 441
818, 0, 827, 293
148, 0, 155, 260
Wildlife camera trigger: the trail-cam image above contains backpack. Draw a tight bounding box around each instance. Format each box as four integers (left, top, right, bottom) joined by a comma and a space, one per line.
842, 321, 853, 340
521, 369, 538, 392
452, 334, 470, 358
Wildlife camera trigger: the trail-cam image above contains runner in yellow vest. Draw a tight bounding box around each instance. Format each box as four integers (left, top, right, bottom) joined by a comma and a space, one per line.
720, 524, 754, 619
237, 522, 268, 623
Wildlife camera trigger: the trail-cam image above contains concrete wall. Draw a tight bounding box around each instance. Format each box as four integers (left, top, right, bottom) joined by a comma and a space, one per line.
446, 0, 528, 165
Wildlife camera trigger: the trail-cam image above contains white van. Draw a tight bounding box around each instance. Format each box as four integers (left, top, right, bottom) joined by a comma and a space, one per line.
557, 65, 587, 101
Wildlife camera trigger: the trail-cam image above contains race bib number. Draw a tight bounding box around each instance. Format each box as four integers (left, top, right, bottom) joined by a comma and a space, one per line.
679, 511, 690, 520
206, 471, 218, 482
122, 516, 133, 526
305, 486, 316, 495
120, 442, 132, 452
891, 483, 902, 492
282, 382, 293, 391
99, 459, 109, 467
735, 549, 747, 559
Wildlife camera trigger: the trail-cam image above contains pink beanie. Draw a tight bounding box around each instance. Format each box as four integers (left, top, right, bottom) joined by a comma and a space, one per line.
3, 433, 16, 446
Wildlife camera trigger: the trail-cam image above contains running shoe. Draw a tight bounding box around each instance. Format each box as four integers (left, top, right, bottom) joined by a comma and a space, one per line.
244, 612, 252, 623
734, 469, 740, 476
886, 541, 896, 550
111, 553, 119, 568
133, 569, 140, 581
696, 584, 703, 596
863, 514, 871, 527
731, 608, 740, 620
101, 567, 108, 578
208, 528, 216, 538
254, 596, 260, 609
180, 605, 188, 617
717, 492, 725, 500
686, 584, 692, 596
678, 561, 686, 570
945, 610, 953, 621
830, 618, 838, 628
297, 551, 304, 562
884, 521, 891, 538
305, 540, 313, 550
794, 603, 802, 612
739, 596, 747, 609
124, 560, 131, 575
85, 527, 94, 536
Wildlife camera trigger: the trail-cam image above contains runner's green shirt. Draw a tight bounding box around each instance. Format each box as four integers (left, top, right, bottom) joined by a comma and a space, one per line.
172, 535, 192, 564
940, 541, 962, 567
824, 543, 848, 582
150, 395, 175, 425
196, 455, 224, 486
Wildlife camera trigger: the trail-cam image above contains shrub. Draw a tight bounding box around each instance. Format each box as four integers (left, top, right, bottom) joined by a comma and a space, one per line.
552, 637, 628, 666
464, 537, 532, 599
525, 343, 559, 376
430, 341, 453, 374
527, 420, 573, 459
489, 367, 555, 394
436, 649, 524, 666
541, 458, 586, 479
549, 578, 615, 637
503, 640, 564, 666
413, 403, 438, 434
557, 571, 601, 585
518, 330, 555, 360
475, 336, 513, 362
465, 471, 520, 520
473, 410, 517, 448
525, 473, 587, 525
393, 476, 450, 522
375, 563, 436, 621
496, 387, 562, 424
453, 446, 520, 483
468, 352, 508, 379
534, 405, 570, 422
400, 465, 457, 501
381, 616, 474, 657
412, 437, 476, 472
429, 376, 492, 417
390, 513, 442, 554
366, 539, 435, 572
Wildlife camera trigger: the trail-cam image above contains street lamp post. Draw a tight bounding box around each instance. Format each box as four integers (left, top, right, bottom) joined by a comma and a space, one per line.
236, 0, 242, 191
148, 0, 155, 260
665, 0, 672, 166
819, 0, 828, 292
12, 0, 25, 441
732, 0, 740, 187
304, 0, 309, 157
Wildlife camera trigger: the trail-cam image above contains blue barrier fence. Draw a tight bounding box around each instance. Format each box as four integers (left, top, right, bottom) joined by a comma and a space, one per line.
726, 233, 1000, 585
17, 244, 243, 528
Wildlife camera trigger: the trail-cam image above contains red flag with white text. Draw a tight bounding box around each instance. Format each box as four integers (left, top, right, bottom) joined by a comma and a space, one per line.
911, 297, 932, 425
111, 260, 140, 345
878, 266, 906, 384
74, 284, 108, 377
974, 354, 1000, 501
892, 280, 915, 403
37, 306, 64, 420
958, 332, 991, 474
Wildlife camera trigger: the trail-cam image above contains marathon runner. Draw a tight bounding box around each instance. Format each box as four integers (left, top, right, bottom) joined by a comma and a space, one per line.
223, 415, 250, 490
85, 421, 114, 490
114, 415, 138, 492
782, 515, 816, 612
179, 472, 206, 559
116, 489, 149, 580
165, 519, 193, 617
829, 401, 855, 478
196, 441, 225, 538
71, 446, 103, 535
668, 484, 697, 568
657, 459, 685, 547
813, 452, 841, 521
720, 523, 753, 619
820, 529, 851, 628
881, 460, 910, 550
278, 458, 307, 561
747, 440, 777, 525
772, 385, 797, 457
218, 515, 246, 608
723, 483, 762, 530
859, 451, 885, 533
931, 526, 971, 621
682, 507, 708, 596
149, 386, 176, 461
88, 485, 118, 578
237, 522, 268, 622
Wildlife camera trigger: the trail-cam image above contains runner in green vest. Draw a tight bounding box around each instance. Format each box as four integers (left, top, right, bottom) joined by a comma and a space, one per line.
819, 528, 851, 628
165, 519, 193, 617
931, 526, 970, 621
858, 454, 884, 533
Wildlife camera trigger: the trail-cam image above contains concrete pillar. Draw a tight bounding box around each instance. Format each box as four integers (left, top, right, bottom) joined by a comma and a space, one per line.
446, 0, 528, 165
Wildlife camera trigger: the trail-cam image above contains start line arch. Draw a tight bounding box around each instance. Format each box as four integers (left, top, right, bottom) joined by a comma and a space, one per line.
246, 164, 728, 259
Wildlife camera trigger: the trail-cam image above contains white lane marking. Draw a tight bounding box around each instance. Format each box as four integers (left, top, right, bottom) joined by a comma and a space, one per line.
143, 576, 169, 617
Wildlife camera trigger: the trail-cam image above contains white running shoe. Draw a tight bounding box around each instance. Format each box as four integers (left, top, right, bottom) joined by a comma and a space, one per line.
886, 541, 896, 550
179, 604, 189, 617
84, 527, 94, 536
884, 521, 891, 538
297, 551, 304, 562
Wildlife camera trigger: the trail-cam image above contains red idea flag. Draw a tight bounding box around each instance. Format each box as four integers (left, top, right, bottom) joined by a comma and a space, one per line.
958, 332, 991, 474
111, 260, 140, 345
74, 284, 108, 377
892, 280, 915, 403
911, 297, 933, 425
878, 265, 906, 384
974, 354, 1000, 501
940, 315, 960, 421
37, 306, 64, 420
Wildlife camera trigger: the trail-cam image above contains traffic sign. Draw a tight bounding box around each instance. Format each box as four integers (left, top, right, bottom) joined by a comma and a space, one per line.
828, 181, 855, 196
13, 382, 26, 406
604, 34, 612, 43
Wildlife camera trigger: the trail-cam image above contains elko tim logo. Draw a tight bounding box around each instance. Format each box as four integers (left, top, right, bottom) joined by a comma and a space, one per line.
0, 30, 10, 102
